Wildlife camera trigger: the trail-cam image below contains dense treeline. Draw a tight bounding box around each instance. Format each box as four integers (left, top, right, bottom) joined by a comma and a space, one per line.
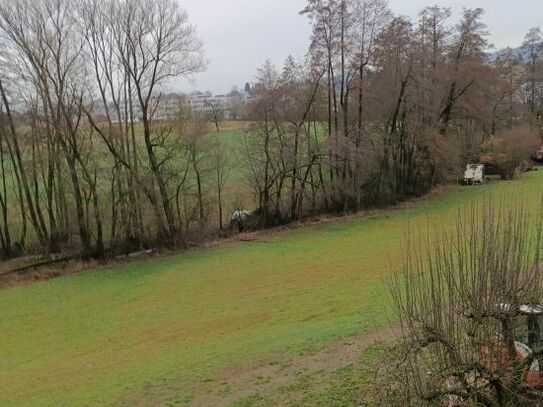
0, 0, 541, 259
243, 1, 543, 227
0, 0, 208, 258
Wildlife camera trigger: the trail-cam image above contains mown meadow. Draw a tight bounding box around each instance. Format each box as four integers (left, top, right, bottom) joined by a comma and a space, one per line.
1, 171, 542, 406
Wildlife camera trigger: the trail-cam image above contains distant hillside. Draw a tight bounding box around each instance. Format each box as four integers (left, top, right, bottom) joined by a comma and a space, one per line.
487, 43, 543, 64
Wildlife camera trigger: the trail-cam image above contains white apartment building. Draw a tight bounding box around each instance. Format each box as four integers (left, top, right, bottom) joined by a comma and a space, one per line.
92, 89, 252, 123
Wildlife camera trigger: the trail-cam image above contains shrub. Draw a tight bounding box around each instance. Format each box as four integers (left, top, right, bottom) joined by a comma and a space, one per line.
480, 126, 541, 179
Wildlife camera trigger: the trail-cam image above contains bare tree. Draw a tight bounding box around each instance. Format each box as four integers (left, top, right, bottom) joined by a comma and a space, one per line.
390, 199, 543, 406
210, 133, 230, 231
439, 8, 488, 135
79, 0, 205, 244
349, 0, 390, 208
116, 0, 204, 240
0, 98, 12, 258
204, 98, 224, 132
523, 27, 543, 116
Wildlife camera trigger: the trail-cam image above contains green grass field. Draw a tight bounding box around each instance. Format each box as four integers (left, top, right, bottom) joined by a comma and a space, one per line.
1, 171, 542, 406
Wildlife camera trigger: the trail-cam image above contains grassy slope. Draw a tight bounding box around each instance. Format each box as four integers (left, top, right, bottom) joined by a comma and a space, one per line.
1, 172, 542, 406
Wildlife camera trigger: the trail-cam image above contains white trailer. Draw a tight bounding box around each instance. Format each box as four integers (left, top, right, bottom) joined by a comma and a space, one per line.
463, 164, 485, 185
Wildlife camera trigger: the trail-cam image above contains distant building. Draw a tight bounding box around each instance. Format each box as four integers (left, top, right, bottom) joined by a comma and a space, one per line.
150, 93, 183, 120
184, 91, 213, 114
184, 89, 252, 120
92, 87, 253, 123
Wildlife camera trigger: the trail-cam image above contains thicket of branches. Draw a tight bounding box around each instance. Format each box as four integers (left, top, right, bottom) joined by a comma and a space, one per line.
0, 0, 542, 260
387, 199, 543, 406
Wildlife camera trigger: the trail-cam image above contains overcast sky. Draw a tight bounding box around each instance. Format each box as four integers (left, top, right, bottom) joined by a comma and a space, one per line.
176, 0, 542, 94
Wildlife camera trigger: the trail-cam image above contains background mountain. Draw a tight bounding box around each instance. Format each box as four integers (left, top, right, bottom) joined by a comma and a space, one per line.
487, 43, 543, 63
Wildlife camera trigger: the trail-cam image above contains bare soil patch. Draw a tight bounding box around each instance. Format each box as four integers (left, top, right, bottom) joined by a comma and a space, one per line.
118, 324, 397, 407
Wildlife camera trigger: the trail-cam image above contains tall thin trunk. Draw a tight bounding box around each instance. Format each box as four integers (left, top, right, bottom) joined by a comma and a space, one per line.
0, 80, 50, 250
0, 124, 11, 257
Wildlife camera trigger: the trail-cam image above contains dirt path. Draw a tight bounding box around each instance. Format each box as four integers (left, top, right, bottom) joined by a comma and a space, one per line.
188, 324, 398, 406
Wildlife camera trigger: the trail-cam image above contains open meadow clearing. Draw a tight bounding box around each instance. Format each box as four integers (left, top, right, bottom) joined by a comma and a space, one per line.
1, 0, 543, 404
1, 171, 543, 406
